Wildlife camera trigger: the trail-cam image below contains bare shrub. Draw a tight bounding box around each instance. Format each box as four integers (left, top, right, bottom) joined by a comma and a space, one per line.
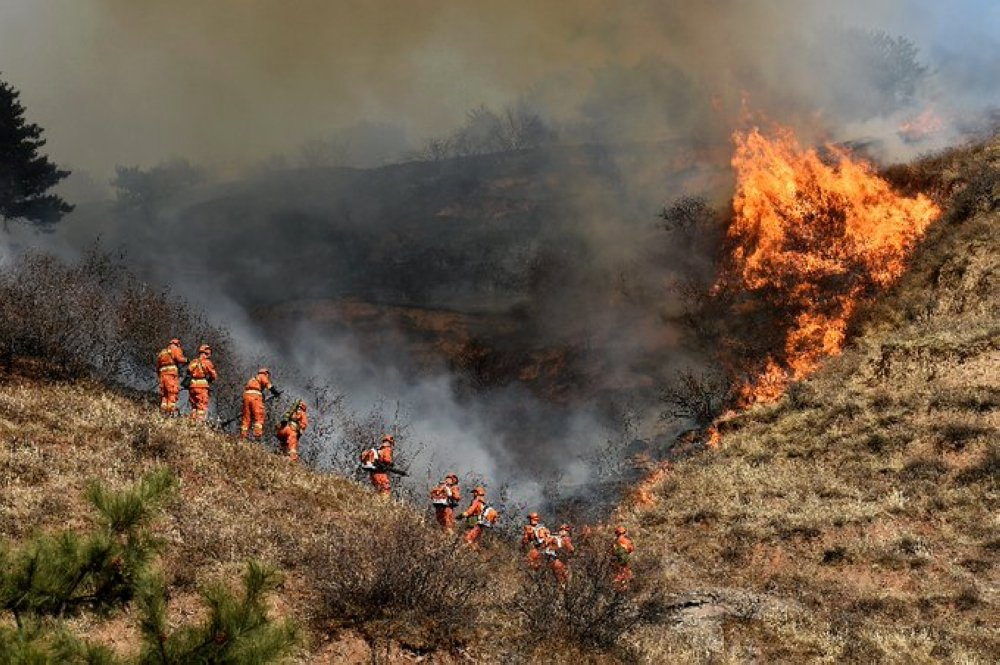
306, 511, 491, 651
659, 367, 732, 428
507, 539, 665, 659
0, 247, 233, 389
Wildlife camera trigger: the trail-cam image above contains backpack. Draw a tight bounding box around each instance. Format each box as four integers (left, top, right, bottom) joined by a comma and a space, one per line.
277, 400, 301, 431
478, 505, 499, 528
430, 484, 451, 505
359, 447, 379, 471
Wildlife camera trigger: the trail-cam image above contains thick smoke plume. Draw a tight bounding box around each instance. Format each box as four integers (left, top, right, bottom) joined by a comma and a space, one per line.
1, 1, 998, 511
2, 1, 997, 176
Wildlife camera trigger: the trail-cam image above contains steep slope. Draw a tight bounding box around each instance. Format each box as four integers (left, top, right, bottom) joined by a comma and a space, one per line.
619, 138, 999, 661
0, 375, 520, 663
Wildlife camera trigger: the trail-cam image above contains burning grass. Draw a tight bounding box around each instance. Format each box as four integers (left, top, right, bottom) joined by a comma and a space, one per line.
718, 124, 940, 405
622, 137, 999, 662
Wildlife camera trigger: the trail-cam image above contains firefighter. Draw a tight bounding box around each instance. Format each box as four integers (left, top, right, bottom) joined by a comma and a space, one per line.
276, 399, 308, 462
461, 487, 498, 546
612, 525, 635, 591
520, 512, 550, 570
430, 473, 461, 530
360, 434, 395, 496
546, 524, 575, 584
240, 367, 280, 440
155, 338, 187, 415
186, 344, 217, 423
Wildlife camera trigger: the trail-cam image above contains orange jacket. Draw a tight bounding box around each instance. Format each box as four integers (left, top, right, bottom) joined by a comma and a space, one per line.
521, 524, 550, 549
378, 445, 393, 466
461, 497, 485, 520
430, 482, 460, 507
243, 374, 273, 395
288, 408, 308, 432
544, 533, 574, 559
613, 534, 634, 564
156, 344, 187, 374
187, 356, 217, 387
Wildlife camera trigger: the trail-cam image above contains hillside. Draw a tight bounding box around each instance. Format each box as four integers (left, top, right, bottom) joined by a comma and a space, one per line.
1, 136, 997, 664
617, 137, 999, 661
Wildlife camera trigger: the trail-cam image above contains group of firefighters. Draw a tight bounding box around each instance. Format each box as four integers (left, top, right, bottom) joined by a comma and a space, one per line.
156, 338, 636, 588
156, 338, 308, 461
427, 471, 635, 588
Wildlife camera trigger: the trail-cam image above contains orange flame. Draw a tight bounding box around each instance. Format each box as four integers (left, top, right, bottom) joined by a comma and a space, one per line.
631, 459, 672, 508
720, 124, 939, 405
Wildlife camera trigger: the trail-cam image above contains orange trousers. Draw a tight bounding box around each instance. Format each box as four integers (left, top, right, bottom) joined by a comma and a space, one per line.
525, 548, 542, 569
370, 472, 391, 495
613, 565, 633, 591
463, 524, 483, 545
276, 425, 300, 461
434, 505, 455, 530
189, 387, 210, 421
551, 559, 569, 584
240, 393, 265, 439
159, 372, 180, 415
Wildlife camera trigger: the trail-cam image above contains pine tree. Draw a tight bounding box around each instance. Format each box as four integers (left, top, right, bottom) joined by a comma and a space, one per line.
136, 562, 300, 664
0, 469, 176, 625
0, 469, 299, 663
0, 75, 73, 229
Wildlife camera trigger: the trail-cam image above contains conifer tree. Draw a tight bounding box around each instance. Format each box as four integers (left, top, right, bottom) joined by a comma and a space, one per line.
0, 469, 299, 663
0, 75, 73, 229
136, 562, 300, 664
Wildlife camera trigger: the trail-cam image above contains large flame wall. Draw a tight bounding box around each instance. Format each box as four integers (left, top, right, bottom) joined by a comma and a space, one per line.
720, 125, 939, 404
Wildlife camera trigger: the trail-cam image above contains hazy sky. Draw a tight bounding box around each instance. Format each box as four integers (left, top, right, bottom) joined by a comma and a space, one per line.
1, 1, 997, 177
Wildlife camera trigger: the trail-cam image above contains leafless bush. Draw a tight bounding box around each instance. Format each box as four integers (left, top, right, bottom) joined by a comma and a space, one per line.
0, 247, 233, 388
412, 103, 555, 161
306, 511, 491, 650
508, 538, 665, 657
660, 368, 732, 428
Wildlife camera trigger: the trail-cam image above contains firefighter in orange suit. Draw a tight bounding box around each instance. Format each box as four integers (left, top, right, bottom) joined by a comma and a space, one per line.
521, 512, 550, 570
547, 524, 575, 584
240, 367, 280, 440
430, 473, 461, 530
156, 338, 187, 415
276, 400, 308, 462
461, 487, 489, 545
360, 434, 395, 496
612, 525, 635, 590
187, 344, 217, 422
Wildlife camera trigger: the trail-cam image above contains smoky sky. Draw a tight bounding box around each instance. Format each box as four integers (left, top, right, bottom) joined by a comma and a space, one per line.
2, 0, 998, 177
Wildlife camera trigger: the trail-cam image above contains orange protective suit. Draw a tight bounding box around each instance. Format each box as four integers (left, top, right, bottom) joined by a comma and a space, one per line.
156, 341, 186, 415
546, 530, 574, 584
461, 495, 486, 545
612, 530, 635, 591
369, 442, 393, 495
276, 402, 308, 461
521, 520, 550, 570
187, 352, 218, 422
240, 371, 274, 439
430, 476, 461, 530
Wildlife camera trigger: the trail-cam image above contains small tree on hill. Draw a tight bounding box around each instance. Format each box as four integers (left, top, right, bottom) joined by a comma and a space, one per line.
136, 562, 299, 664
0, 470, 299, 663
0, 75, 73, 229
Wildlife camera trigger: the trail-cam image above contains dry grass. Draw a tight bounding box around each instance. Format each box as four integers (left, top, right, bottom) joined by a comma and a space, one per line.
615, 138, 1000, 663
0, 372, 454, 661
